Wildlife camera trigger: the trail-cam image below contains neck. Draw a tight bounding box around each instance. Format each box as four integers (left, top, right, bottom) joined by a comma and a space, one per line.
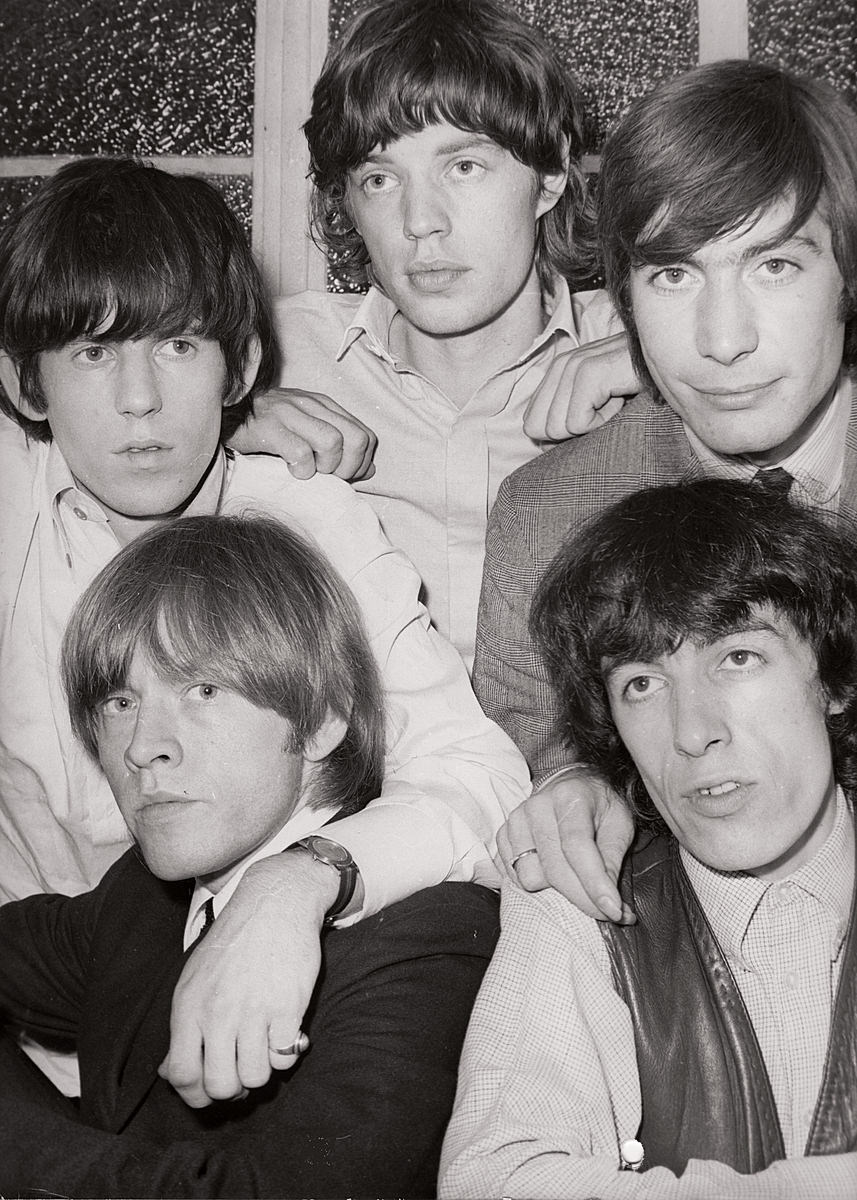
388, 265, 548, 407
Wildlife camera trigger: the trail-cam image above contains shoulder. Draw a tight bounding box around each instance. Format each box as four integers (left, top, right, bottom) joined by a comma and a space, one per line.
501, 395, 682, 505
273, 290, 363, 345
327, 883, 500, 967
489, 396, 690, 568
225, 452, 385, 550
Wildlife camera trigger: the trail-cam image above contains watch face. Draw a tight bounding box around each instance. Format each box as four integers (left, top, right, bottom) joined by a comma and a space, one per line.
309, 836, 351, 867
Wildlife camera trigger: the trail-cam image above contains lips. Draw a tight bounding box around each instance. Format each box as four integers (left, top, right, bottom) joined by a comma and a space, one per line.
691, 380, 779, 404
406, 263, 469, 293
117, 440, 170, 454
699, 781, 739, 796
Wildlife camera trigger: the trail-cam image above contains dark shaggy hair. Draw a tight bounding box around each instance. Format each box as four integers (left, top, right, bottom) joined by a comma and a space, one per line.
531, 479, 857, 826
0, 157, 278, 442
597, 60, 857, 387
304, 0, 596, 291
62, 513, 385, 817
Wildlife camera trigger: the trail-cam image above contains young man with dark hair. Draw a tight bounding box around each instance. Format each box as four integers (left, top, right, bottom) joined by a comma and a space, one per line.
0, 156, 527, 1100
442, 480, 857, 1198
0, 514, 498, 1197
474, 60, 857, 918
272, 0, 623, 665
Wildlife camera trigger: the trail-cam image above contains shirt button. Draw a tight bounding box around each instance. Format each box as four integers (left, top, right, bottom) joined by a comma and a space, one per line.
72, 506, 88, 521
784, 971, 799, 991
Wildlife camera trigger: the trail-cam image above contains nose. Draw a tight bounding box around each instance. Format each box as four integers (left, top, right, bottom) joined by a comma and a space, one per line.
116, 351, 163, 418
695, 279, 759, 364
124, 702, 182, 772
671, 684, 730, 758
401, 179, 450, 242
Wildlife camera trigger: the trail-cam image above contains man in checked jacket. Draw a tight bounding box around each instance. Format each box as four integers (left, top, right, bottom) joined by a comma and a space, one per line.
474, 60, 857, 928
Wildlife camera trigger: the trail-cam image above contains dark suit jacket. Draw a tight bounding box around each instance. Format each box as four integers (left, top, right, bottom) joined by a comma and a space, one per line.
473, 379, 857, 778
0, 851, 499, 1199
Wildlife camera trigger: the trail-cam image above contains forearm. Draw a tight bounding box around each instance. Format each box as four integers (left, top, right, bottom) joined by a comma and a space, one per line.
443, 1150, 857, 1200
331, 599, 528, 916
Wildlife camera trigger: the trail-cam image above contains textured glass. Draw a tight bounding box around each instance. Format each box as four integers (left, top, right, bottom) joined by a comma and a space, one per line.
0, 172, 251, 245
0, 0, 254, 157
328, 0, 698, 151
749, 0, 857, 104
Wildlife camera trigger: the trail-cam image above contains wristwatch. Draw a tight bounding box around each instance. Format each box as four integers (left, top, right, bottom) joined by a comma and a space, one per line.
296, 835, 359, 925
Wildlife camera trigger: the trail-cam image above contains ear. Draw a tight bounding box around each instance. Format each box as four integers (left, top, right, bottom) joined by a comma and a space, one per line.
827, 695, 847, 717
535, 135, 570, 220
0, 352, 47, 423
224, 334, 264, 409
303, 709, 349, 764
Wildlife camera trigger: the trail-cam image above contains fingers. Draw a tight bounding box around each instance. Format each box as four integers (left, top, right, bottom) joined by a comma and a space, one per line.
498, 771, 636, 923
227, 387, 378, 480
523, 333, 640, 442
267, 1029, 310, 1073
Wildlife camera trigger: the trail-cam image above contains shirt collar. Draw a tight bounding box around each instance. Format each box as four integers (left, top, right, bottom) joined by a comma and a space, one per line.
683, 371, 850, 508
184, 801, 342, 949
681, 787, 855, 964
334, 277, 575, 369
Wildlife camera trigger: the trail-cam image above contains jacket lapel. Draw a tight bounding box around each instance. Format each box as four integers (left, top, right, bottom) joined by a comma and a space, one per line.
80, 861, 190, 1132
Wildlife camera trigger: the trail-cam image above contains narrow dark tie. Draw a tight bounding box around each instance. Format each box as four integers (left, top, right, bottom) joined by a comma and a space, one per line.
752, 466, 794, 498
200, 897, 215, 936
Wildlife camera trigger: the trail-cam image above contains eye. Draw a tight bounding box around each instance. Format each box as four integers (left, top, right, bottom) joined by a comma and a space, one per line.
450, 159, 484, 179
98, 693, 136, 716
74, 344, 109, 364
721, 648, 763, 670
189, 683, 220, 701
652, 267, 688, 288
757, 257, 798, 283
360, 172, 396, 195
622, 674, 665, 702
160, 337, 196, 358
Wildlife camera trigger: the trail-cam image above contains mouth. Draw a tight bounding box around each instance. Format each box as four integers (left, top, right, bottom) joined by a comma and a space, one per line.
116, 442, 172, 467
406, 263, 469, 293
698, 781, 740, 797
692, 380, 779, 404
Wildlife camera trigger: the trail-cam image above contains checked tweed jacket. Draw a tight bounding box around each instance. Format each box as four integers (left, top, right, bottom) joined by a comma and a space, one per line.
473, 379, 857, 779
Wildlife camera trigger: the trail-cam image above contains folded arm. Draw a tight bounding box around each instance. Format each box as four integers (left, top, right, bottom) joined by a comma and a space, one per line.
0, 886, 499, 1200
167, 464, 529, 1104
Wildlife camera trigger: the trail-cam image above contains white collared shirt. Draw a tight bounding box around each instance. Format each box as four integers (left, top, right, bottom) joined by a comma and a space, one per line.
276, 281, 618, 667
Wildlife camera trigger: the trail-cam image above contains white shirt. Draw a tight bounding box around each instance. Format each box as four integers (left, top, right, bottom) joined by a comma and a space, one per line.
276, 281, 618, 666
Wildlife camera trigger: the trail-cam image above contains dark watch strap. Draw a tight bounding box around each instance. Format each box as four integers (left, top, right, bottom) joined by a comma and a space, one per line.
296, 836, 359, 925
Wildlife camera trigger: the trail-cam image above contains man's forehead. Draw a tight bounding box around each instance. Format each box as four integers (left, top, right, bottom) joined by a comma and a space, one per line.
601, 607, 810, 674
358, 124, 505, 164
635, 195, 832, 264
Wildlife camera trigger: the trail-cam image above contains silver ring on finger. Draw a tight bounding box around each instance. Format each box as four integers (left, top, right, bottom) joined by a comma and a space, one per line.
510, 847, 538, 873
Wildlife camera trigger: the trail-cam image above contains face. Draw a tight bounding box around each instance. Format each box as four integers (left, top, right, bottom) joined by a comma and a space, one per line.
32, 334, 231, 533
345, 121, 565, 343
629, 201, 846, 465
605, 610, 840, 880
96, 650, 307, 893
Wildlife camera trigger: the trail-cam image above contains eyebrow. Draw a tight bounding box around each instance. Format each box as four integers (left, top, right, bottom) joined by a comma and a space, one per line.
643, 232, 825, 271
360, 134, 500, 165
601, 617, 789, 678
